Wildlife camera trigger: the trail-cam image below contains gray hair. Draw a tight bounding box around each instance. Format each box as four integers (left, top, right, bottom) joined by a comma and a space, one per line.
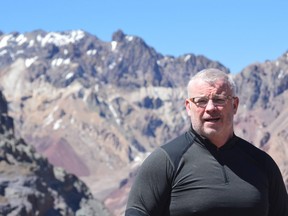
187, 68, 237, 97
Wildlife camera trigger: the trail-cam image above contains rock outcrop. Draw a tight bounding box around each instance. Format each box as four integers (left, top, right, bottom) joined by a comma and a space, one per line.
0, 91, 111, 215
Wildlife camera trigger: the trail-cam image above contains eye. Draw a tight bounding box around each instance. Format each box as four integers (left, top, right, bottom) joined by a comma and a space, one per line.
214, 98, 225, 103
194, 97, 208, 105
212, 97, 226, 105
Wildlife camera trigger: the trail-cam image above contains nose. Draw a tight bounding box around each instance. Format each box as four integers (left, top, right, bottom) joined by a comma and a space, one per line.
205, 99, 217, 111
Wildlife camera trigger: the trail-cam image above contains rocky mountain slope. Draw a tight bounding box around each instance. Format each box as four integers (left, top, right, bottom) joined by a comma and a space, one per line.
0, 29, 287, 215
234, 56, 288, 186
0, 91, 111, 215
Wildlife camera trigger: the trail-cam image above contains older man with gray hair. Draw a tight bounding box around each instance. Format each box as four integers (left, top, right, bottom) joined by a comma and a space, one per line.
125, 68, 288, 216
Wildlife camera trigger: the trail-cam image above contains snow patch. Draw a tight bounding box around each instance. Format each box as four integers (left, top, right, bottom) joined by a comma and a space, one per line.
0, 34, 28, 48
65, 72, 74, 80
108, 103, 121, 125
278, 70, 284, 79
43, 113, 54, 126
86, 49, 97, 55
43, 106, 59, 127
94, 84, 99, 92
25, 57, 38, 68
38, 30, 85, 47
184, 55, 191, 62
16, 34, 27, 46
51, 58, 70, 67
126, 36, 134, 42
111, 41, 117, 51
28, 40, 35, 47
53, 119, 62, 130
0, 35, 13, 49
275, 61, 279, 67
132, 152, 151, 168
108, 61, 117, 70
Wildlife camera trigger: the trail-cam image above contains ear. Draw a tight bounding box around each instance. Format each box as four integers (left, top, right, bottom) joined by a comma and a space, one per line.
233, 97, 239, 114
185, 99, 192, 116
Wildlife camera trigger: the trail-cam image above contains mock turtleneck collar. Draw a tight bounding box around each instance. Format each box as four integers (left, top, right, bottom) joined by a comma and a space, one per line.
187, 124, 237, 151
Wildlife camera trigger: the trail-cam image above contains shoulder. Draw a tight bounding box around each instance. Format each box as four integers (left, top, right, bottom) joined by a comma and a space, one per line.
160, 130, 196, 170
136, 130, 196, 183
236, 136, 268, 158
235, 136, 279, 170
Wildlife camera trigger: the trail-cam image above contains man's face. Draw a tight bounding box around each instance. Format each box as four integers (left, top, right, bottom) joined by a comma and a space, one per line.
185, 79, 239, 145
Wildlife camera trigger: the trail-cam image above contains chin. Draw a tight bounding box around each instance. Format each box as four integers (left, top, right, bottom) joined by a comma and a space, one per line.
203, 126, 219, 133
202, 128, 220, 137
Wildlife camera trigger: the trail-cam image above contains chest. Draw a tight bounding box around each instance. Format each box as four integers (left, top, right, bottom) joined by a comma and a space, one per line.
169, 146, 269, 216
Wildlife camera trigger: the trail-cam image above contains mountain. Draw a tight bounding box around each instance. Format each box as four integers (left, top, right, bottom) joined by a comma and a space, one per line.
233, 56, 288, 186
0, 29, 287, 215
0, 91, 111, 215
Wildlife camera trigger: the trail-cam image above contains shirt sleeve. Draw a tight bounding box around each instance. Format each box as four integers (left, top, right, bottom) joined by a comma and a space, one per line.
266, 155, 288, 216
125, 148, 174, 216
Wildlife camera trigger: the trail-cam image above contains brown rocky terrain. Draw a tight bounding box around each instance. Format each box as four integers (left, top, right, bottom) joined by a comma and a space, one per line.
234, 58, 288, 188
0, 29, 287, 215
0, 91, 111, 215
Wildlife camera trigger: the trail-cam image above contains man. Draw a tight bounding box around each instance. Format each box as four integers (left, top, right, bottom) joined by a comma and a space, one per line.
125, 68, 288, 216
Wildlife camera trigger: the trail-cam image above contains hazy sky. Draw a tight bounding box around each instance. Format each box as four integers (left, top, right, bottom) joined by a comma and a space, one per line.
1, 0, 287, 73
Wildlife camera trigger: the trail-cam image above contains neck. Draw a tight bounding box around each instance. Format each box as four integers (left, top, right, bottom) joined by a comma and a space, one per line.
208, 132, 234, 148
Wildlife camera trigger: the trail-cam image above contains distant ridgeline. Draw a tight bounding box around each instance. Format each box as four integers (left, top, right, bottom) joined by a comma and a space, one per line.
0, 29, 287, 215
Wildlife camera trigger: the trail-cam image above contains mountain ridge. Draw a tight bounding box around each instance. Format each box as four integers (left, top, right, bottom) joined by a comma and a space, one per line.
0, 29, 287, 215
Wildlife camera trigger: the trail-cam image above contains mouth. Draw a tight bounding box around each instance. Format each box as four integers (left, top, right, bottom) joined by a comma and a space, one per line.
203, 117, 221, 123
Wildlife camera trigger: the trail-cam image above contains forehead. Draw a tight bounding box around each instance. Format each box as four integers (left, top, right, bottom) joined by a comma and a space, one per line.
189, 79, 231, 95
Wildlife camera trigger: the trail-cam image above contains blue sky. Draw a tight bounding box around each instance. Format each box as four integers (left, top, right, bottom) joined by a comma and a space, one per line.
1, 0, 287, 73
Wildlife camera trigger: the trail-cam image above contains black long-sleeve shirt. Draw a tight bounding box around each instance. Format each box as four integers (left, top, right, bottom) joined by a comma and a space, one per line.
125, 128, 288, 216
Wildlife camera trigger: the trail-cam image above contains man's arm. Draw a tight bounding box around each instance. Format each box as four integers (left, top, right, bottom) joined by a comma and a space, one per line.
125, 148, 174, 216
267, 155, 288, 216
